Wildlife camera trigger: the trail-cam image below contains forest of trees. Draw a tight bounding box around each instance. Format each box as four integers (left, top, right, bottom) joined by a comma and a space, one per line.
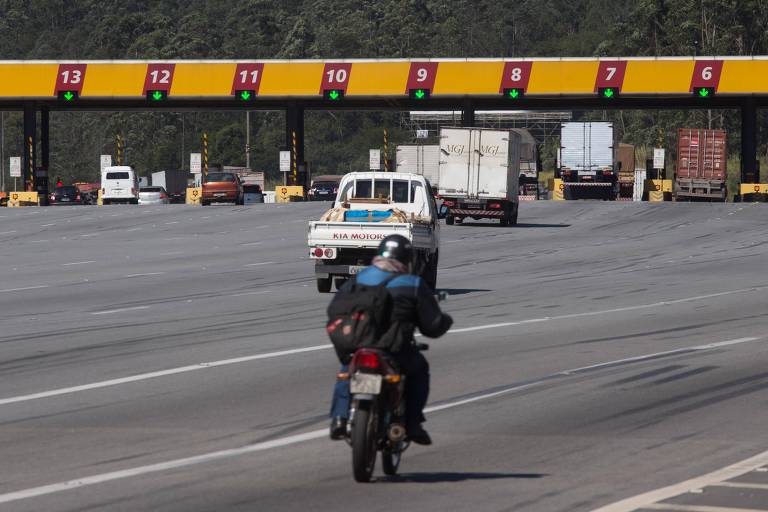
2, 0, 768, 189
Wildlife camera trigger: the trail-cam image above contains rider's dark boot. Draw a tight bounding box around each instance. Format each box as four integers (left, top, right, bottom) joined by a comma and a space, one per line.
330, 416, 347, 440
406, 423, 432, 445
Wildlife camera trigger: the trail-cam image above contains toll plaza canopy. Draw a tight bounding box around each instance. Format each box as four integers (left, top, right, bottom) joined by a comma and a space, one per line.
3, 57, 768, 108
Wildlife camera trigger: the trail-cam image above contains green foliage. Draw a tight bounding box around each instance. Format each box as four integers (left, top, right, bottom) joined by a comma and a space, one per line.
1, 0, 767, 189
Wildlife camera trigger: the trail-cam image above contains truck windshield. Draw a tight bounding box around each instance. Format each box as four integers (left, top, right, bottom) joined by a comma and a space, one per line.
349, 179, 415, 202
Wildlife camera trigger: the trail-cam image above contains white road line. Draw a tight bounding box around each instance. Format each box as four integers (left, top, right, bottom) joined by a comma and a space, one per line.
591, 449, 768, 512
228, 290, 273, 297
91, 305, 150, 316
165, 221, 179, 225
159, 251, 183, 256
243, 261, 274, 267
126, 227, 142, 232
0, 230, 16, 234
645, 505, 768, 512
61, 260, 96, 266
240, 242, 262, 246
40, 223, 56, 227
712, 481, 768, 490
0, 335, 763, 505
0, 285, 49, 293
123, 272, 165, 278
29, 239, 49, 243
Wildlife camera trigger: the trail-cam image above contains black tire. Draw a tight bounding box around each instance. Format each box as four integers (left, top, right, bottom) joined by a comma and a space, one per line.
445, 215, 454, 225
316, 276, 332, 293
510, 209, 518, 225
382, 444, 403, 476
102, 199, 109, 206
499, 217, 509, 227
424, 254, 438, 290
352, 404, 377, 483
334, 278, 347, 291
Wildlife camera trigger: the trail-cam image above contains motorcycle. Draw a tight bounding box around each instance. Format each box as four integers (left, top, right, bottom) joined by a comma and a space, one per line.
336, 342, 429, 482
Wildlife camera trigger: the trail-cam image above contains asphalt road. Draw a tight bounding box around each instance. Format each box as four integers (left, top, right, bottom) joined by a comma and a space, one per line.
1, 201, 768, 512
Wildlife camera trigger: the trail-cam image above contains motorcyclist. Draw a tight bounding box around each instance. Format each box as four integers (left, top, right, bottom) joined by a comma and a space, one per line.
329, 234, 453, 445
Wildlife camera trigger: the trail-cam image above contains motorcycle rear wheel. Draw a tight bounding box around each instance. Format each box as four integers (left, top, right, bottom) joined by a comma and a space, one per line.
352, 404, 377, 482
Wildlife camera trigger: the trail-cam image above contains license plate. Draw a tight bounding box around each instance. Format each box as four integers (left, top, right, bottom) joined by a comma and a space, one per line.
578, 171, 597, 176
350, 373, 382, 394
465, 204, 481, 209
214, 193, 226, 197
318, 190, 328, 194
61, 197, 70, 202
348, 265, 365, 275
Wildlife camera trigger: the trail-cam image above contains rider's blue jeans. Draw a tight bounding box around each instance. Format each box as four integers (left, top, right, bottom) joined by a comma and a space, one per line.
330, 351, 430, 426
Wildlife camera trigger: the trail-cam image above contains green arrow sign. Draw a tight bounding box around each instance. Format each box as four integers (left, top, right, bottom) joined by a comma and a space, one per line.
509, 89, 519, 98
152, 91, 163, 101
328, 90, 340, 100
414, 89, 426, 99
240, 90, 251, 100
603, 88, 615, 98
63, 91, 74, 101
699, 88, 710, 97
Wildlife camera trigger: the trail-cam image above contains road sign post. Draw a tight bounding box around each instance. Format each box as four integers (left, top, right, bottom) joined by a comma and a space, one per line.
100, 154, 112, 174
279, 150, 290, 186
653, 148, 665, 173
10, 156, 20, 192
190, 153, 202, 175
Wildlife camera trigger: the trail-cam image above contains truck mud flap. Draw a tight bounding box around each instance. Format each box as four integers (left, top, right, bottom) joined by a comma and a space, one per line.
562, 183, 615, 200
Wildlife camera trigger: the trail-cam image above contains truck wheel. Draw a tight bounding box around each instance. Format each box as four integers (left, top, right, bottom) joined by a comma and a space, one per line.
316, 277, 332, 293
445, 216, 454, 225
510, 210, 518, 225
499, 217, 509, 227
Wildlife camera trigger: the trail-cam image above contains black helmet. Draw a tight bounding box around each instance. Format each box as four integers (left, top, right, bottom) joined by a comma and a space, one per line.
377, 234, 413, 265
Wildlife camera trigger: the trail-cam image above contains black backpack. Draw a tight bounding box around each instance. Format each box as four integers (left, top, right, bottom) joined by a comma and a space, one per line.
326, 274, 397, 363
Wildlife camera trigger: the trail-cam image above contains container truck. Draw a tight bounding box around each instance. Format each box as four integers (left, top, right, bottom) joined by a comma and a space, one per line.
396, 145, 441, 189
437, 127, 521, 226
675, 128, 727, 201
557, 122, 618, 200
511, 129, 540, 197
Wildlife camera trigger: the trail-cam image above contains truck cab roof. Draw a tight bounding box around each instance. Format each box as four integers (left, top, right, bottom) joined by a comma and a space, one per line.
334, 172, 434, 219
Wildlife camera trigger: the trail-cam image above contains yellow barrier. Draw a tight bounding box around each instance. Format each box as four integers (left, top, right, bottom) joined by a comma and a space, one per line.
647, 179, 672, 202
740, 183, 768, 195
97, 189, 103, 206
186, 187, 202, 205
7, 191, 39, 207
275, 186, 305, 203
549, 179, 564, 201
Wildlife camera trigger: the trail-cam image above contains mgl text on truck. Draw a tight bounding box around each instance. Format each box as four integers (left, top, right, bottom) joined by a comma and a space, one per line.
308, 172, 444, 293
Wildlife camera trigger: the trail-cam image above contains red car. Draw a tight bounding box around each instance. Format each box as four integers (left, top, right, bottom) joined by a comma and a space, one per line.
201, 172, 242, 205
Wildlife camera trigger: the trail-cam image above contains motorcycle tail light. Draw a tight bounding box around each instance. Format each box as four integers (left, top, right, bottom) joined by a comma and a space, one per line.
355, 351, 380, 369
384, 374, 401, 383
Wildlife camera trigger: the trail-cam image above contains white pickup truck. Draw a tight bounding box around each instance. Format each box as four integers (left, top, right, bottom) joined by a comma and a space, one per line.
308, 172, 445, 293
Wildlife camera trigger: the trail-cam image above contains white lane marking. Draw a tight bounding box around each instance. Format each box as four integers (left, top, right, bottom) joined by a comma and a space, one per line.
0, 285, 49, 293
123, 272, 165, 278
165, 221, 179, 225
91, 305, 150, 316
61, 260, 96, 266
0, 336, 763, 505
40, 223, 56, 227
81, 233, 99, 237
240, 242, 262, 246
159, 251, 183, 256
243, 262, 274, 267
447, 287, 768, 335
0, 344, 331, 406
126, 227, 142, 232
591, 450, 768, 512
228, 290, 272, 297
29, 240, 49, 243
645, 505, 767, 512
0, 230, 16, 234
712, 481, 768, 490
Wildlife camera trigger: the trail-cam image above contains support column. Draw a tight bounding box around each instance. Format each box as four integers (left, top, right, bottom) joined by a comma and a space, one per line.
461, 100, 475, 128
741, 97, 758, 184
39, 107, 50, 203
22, 104, 36, 192
285, 106, 305, 187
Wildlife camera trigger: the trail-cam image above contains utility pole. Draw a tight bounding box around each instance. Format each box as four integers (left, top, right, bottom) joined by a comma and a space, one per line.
245, 111, 251, 171
0, 111, 4, 193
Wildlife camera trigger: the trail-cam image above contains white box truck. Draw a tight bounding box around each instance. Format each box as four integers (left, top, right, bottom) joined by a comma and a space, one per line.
437, 127, 521, 226
396, 145, 441, 189
558, 122, 618, 199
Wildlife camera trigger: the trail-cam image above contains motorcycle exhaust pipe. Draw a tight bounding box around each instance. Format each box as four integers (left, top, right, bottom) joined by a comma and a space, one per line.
388, 423, 407, 443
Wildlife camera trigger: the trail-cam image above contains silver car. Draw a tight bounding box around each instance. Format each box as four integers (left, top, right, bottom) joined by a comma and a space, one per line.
138, 186, 170, 205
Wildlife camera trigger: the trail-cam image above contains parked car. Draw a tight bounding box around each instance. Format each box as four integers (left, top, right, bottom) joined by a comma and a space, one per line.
49, 185, 82, 205
138, 186, 170, 205
308, 175, 343, 201
202, 172, 242, 205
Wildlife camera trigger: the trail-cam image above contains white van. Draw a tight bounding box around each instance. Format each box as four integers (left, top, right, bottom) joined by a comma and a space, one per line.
101, 166, 139, 205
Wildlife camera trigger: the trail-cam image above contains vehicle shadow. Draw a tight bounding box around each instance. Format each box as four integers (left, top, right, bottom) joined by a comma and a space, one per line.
380, 472, 547, 483
437, 288, 491, 296
453, 222, 570, 228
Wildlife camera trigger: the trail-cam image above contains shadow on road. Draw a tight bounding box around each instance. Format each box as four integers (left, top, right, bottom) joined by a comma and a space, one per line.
437, 288, 491, 296
380, 472, 547, 483
452, 222, 570, 228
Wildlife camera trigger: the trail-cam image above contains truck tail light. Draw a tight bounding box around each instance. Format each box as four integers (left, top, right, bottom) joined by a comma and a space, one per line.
324, 248, 334, 258
313, 248, 323, 257
443, 200, 455, 207
488, 202, 502, 209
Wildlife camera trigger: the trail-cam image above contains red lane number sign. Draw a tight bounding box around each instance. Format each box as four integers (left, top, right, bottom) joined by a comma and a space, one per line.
55, 64, 87, 94
232, 63, 264, 94
595, 61, 627, 91
321, 63, 352, 93
500, 62, 532, 92
406, 62, 438, 92
143, 64, 176, 94
690, 60, 723, 91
